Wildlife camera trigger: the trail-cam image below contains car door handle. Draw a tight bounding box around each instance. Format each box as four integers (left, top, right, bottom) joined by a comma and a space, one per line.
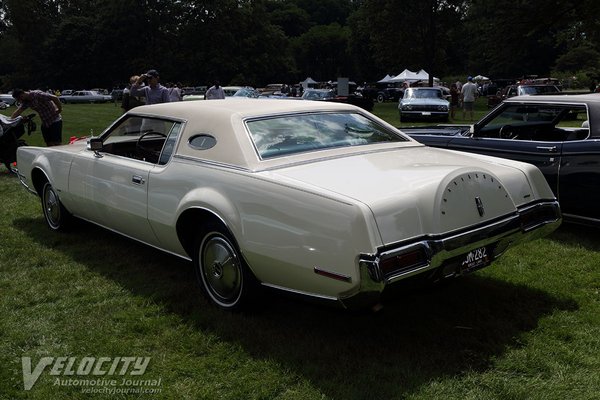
536, 146, 557, 152
132, 175, 146, 185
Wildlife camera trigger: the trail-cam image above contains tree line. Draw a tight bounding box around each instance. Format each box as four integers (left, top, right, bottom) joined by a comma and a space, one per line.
1, 0, 599, 91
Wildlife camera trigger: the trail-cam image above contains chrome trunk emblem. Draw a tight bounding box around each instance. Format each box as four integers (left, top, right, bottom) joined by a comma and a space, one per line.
475, 196, 485, 217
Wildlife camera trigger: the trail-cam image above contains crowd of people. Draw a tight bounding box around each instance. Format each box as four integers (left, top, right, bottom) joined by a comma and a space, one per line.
8, 68, 545, 147
8, 68, 188, 147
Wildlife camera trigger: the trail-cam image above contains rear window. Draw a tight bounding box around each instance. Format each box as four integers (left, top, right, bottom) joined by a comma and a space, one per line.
246, 112, 406, 159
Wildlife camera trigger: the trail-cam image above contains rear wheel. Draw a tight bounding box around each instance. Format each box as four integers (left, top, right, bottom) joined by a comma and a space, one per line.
41, 182, 72, 231
376, 93, 385, 103
193, 224, 257, 310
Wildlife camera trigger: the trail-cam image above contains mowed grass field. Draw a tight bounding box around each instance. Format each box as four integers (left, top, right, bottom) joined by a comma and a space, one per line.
0, 102, 599, 399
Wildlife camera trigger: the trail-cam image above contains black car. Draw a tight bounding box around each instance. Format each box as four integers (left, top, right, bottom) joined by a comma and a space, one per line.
487, 84, 561, 108
360, 85, 404, 103
404, 94, 600, 225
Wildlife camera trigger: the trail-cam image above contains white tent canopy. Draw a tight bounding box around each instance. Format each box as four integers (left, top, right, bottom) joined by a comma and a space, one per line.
377, 74, 395, 83
390, 69, 419, 82
390, 69, 439, 83
300, 76, 319, 85
300, 77, 318, 88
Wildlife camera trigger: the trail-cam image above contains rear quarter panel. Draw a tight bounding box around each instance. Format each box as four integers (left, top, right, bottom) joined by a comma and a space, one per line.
148, 158, 382, 299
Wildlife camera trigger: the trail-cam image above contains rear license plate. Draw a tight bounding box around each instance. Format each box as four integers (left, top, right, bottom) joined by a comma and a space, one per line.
421, 112, 432, 116
460, 246, 491, 273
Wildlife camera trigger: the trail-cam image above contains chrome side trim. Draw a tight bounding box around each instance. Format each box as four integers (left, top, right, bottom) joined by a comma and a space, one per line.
73, 215, 192, 262
17, 169, 39, 195
561, 213, 600, 225
261, 282, 341, 303
314, 267, 352, 283
172, 154, 251, 172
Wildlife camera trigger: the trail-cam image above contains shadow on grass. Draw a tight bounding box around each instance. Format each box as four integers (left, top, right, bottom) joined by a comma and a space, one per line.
13, 217, 577, 399
548, 222, 600, 252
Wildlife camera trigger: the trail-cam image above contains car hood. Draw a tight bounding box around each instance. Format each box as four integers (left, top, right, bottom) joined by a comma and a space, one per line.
263, 147, 544, 245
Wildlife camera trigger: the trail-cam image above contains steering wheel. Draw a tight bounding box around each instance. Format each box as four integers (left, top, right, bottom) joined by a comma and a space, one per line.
499, 125, 518, 139
136, 131, 167, 162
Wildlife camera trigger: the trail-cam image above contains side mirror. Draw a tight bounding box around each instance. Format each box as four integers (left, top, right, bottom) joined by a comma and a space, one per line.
87, 137, 103, 157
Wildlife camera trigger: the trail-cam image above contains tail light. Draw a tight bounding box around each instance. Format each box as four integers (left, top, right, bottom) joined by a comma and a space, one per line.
379, 247, 429, 278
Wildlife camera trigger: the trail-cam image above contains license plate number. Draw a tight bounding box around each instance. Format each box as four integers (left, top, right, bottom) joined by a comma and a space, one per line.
460, 246, 491, 272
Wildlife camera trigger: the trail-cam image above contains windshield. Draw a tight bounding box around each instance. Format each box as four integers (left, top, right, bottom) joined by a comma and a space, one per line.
302, 90, 334, 100
405, 89, 443, 99
518, 86, 559, 95
246, 112, 407, 159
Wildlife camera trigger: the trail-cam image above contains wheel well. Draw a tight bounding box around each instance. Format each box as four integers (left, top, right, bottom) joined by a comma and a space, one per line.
31, 168, 49, 196
176, 208, 227, 258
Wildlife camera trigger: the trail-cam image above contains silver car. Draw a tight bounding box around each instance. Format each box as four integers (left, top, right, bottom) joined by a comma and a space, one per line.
59, 90, 112, 104
399, 87, 450, 122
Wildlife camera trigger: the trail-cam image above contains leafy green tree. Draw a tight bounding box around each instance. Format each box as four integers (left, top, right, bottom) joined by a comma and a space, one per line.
293, 0, 355, 26
347, 0, 464, 83
266, 1, 311, 37
1, 0, 60, 89
464, 0, 584, 78
292, 23, 350, 81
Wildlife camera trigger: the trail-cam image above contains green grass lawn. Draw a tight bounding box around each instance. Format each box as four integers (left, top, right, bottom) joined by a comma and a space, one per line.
1, 102, 123, 147
1, 102, 599, 399
373, 97, 490, 128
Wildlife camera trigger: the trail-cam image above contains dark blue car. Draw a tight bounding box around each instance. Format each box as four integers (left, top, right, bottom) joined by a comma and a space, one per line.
404, 94, 600, 225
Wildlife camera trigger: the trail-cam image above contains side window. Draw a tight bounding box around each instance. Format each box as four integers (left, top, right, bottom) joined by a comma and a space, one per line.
100, 116, 179, 164
555, 106, 588, 128
480, 104, 589, 141
158, 123, 182, 165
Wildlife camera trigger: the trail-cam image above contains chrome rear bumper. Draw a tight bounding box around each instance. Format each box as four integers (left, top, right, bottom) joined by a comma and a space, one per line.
345, 200, 561, 308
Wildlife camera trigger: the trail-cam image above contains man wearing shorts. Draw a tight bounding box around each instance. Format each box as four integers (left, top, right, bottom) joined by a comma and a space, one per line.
11, 88, 63, 146
461, 76, 478, 121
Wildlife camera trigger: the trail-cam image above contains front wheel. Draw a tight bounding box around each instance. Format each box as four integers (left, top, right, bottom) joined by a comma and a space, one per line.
41, 182, 72, 231
376, 93, 385, 103
193, 225, 256, 310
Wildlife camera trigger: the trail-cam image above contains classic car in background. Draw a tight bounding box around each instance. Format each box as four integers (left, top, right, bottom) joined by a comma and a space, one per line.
301, 88, 336, 100
398, 87, 450, 122
59, 90, 112, 104
17, 99, 560, 310
183, 86, 261, 101
359, 84, 404, 103
0, 94, 17, 106
258, 83, 285, 96
232, 87, 261, 98
301, 89, 374, 111
405, 94, 600, 225
487, 84, 561, 108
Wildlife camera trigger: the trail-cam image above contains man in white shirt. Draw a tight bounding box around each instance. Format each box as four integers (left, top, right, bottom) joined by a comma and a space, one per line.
461, 76, 478, 121
205, 80, 225, 100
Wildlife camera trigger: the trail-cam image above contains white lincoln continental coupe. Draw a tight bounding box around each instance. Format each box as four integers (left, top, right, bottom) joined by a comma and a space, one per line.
17, 99, 561, 310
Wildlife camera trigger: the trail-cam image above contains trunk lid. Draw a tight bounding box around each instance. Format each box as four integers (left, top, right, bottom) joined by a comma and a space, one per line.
263, 147, 533, 244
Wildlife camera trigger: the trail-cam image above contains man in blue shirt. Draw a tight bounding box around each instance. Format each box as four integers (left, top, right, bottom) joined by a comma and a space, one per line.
130, 69, 170, 105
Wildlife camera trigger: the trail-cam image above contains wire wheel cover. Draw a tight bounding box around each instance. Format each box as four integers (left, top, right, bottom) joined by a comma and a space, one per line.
201, 236, 242, 304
